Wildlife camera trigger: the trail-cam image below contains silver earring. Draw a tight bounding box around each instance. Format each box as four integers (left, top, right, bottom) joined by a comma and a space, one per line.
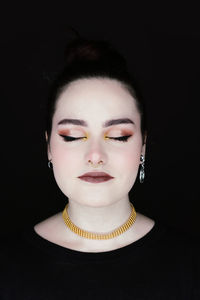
139, 154, 145, 183
48, 160, 53, 169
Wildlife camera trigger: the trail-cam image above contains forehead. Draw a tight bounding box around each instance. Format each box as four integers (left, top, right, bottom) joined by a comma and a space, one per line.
53, 78, 140, 123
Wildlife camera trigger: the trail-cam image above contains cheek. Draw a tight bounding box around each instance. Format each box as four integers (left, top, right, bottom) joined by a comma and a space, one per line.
125, 152, 140, 170
49, 137, 78, 173
113, 146, 141, 194
51, 147, 77, 170
116, 153, 140, 184
50, 145, 80, 194
115, 143, 142, 172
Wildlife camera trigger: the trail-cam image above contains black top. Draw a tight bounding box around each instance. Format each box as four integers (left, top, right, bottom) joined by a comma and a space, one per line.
1, 220, 200, 299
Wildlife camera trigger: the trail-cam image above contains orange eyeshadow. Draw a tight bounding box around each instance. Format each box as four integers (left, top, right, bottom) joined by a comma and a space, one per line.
58, 128, 133, 136
58, 129, 70, 135
105, 128, 134, 135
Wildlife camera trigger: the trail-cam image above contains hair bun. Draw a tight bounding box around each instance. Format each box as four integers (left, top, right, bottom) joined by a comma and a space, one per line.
64, 38, 127, 70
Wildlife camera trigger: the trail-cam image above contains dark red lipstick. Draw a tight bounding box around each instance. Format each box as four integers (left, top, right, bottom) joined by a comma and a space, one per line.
78, 172, 114, 183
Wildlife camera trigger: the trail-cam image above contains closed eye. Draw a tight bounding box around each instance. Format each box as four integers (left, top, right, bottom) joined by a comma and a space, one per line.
59, 135, 83, 142
109, 135, 132, 142
59, 135, 132, 142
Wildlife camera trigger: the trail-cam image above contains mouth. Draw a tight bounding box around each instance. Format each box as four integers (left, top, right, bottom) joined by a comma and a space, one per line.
78, 177, 113, 183
78, 172, 114, 183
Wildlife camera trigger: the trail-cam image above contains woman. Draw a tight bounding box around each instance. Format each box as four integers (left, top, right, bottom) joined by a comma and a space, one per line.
1, 37, 199, 299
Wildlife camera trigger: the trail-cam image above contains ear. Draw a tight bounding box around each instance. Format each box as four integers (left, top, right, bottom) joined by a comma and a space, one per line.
45, 131, 52, 161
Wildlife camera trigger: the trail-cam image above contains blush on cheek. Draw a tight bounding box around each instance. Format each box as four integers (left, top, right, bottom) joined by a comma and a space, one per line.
52, 150, 70, 165
123, 149, 141, 169
51, 144, 81, 173
50, 141, 68, 163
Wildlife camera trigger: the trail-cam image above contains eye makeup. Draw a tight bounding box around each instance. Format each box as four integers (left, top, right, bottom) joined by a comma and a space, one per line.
57, 128, 134, 143
104, 128, 133, 142
58, 129, 88, 142
58, 128, 85, 137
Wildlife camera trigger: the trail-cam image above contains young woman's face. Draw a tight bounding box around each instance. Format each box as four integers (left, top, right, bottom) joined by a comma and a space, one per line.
47, 78, 146, 207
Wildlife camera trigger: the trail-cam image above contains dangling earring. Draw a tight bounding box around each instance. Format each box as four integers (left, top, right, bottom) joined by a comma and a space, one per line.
48, 160, 53, 169
139, 154, 145, 183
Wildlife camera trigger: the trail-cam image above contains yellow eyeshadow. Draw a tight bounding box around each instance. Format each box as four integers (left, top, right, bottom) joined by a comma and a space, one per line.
82, 132, 89, 141
104, 133, 109, 140
82, 132, 109, 141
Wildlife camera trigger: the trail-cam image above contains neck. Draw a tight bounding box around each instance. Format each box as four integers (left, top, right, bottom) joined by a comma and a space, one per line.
66, 197, 133, 233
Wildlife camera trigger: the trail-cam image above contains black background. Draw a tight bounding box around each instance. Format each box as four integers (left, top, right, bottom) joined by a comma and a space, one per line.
1, 2, 200, 235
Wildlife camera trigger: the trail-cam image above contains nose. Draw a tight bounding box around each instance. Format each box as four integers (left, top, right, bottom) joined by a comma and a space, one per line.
85, 139, 107, 166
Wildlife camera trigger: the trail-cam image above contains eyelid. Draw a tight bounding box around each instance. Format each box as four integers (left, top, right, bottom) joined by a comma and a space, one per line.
58, 126, 133, 134
58, 129, 86, 136
58, 129, 134, 140
104, 129, 134, 137
58, 132, 89, 140
59, 134, 133, 144
58, 133, 132, 139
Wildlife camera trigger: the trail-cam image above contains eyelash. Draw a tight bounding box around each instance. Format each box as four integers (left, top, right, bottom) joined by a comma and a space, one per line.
59, 135, 132, 143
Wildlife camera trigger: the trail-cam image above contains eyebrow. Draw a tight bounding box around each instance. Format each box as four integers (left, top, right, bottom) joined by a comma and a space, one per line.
57, 118, 135, 127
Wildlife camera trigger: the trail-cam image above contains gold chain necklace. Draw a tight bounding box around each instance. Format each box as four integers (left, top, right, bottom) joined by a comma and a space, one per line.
62, 202, 137, 240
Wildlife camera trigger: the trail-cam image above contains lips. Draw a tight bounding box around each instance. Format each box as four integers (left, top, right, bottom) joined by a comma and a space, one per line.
79, 172, 113, 178
78, 172, 114, 183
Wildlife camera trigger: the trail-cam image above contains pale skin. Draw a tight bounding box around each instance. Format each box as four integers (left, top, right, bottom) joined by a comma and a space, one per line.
34, 78, 155, 253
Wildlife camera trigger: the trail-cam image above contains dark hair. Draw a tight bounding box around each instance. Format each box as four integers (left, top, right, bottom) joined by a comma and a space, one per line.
45, 38, 147, 143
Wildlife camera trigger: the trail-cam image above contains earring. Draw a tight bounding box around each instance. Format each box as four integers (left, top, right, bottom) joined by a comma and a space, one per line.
139, 154, 145, 183
48, 160, 53, 169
